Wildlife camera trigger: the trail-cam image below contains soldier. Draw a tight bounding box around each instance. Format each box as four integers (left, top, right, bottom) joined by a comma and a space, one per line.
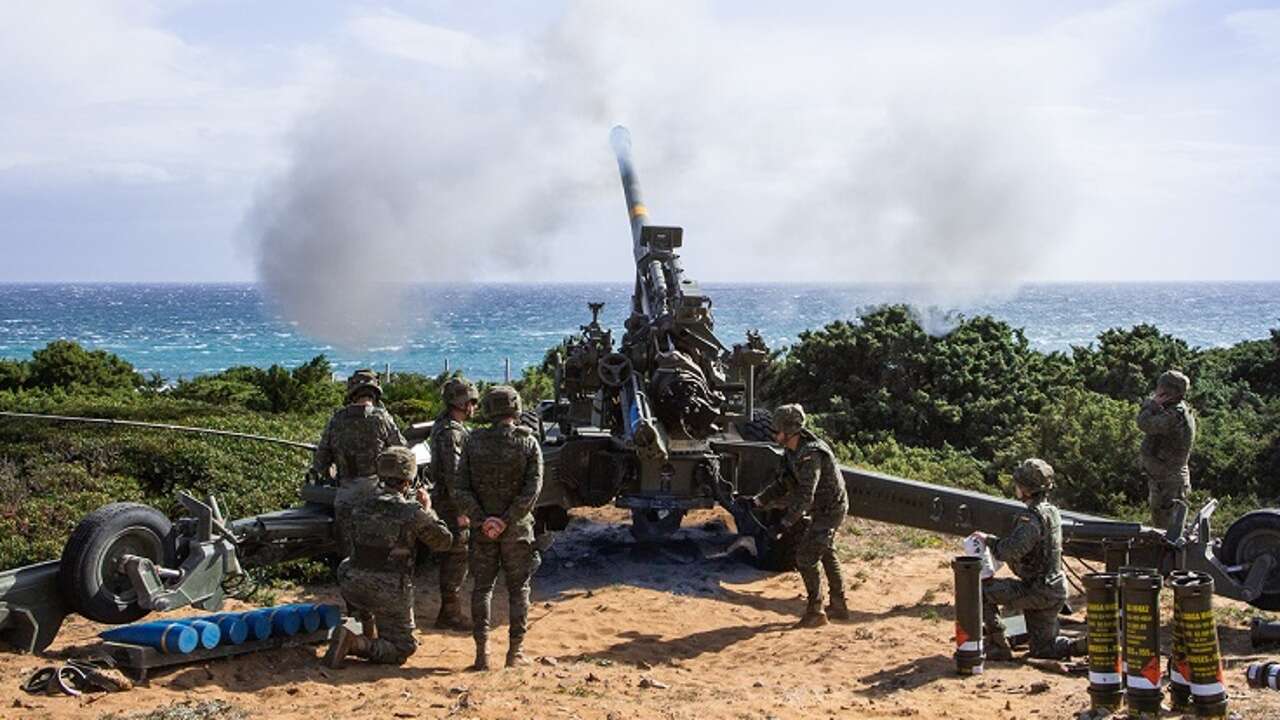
972, 459, 1083, 661
1137, 370, 1196, 532
313, 369, 407, 554
324, 447, 453, 667
455, 386, 542, 670
428, 376, 480, 630
749, 404, 849, 628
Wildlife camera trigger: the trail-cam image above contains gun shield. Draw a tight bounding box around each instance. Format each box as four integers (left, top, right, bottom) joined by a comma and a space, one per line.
951, 556, 984, 675
1121, 569, 1163, 715
1083, 572, 1123, 710
1173, 572, 1228, 718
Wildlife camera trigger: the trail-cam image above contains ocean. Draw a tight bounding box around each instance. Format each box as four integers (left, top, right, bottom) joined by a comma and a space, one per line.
0, 283, 1277, 381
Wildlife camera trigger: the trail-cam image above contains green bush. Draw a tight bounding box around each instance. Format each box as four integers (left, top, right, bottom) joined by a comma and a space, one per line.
17, 340, 143, 392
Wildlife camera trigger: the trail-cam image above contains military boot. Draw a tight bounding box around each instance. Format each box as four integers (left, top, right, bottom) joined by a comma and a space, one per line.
826, 593, 850, 621
985, 632, 1014, 661
469, 636, 490, 672
796, 599, 829, 629
435, 594, 472, 631
323, 626, 371, 669
505, 637, 530, 668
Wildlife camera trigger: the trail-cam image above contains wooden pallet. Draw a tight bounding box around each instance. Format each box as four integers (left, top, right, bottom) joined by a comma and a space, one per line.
102, 628, 332, 681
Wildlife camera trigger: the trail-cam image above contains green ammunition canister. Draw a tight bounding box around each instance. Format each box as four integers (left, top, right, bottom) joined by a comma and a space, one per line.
1167, 570, 1194, 711
1084, 572, 1123, 711
1245, 660, 1280, 690
1253, 618, 1280, 649
951, 555, 984, 675
1174, 572, 1228, 718
1103, 538, 1130, 573
1121, 569, 1164, 716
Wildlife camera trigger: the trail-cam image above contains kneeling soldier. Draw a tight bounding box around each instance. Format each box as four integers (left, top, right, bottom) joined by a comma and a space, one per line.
325, 447, 453, 667
974, 458, 1084, 660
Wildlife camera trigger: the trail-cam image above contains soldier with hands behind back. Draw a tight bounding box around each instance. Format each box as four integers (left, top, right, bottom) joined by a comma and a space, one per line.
1137, 370, 1196, 533
972, 459, 1085, 661
455, 386, 543, 670
749, 404, 849, 628
324, 447, 453, 668
428, 376, 480, 630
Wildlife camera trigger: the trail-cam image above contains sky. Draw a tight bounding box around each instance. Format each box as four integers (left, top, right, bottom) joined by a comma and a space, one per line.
1, 1, 1278, 289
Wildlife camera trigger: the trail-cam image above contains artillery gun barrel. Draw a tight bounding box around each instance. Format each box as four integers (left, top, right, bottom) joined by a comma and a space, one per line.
610, 125, 647, 254
0, 411, 317, 452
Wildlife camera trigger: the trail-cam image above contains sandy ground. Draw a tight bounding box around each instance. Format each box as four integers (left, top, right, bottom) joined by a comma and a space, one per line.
3, 508, 1279, 720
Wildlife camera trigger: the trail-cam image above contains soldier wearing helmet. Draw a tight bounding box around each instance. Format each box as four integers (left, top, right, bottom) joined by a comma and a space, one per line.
427, 376, 480, 630
1137, 370, 1196, 532
748, 403, 849, 627
972, 459, 1083, 661
324, 447, 453, 668
313, 368, 408, 624
455, 385, 542, 670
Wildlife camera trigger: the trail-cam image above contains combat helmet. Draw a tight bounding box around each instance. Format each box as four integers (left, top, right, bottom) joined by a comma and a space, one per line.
1012, 458, 1055, 494
376, 447, 417, 485
483, 385, 522, 418
346, 368, 382, 403
1157, 370, 1191, 398
443, 377, 480, 409
774, 404, 806, 436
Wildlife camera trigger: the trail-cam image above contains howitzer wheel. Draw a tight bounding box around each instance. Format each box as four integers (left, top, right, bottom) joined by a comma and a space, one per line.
519, 409, 545, 444
59, 502, 172, 624
1222, 509, 1280, 610
737, 410, 776, 442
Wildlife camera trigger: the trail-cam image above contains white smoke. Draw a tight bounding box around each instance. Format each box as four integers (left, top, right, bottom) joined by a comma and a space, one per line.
247, 1, 1091, 347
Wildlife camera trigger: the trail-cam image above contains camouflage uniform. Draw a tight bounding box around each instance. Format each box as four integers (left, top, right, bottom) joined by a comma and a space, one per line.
428, 405, 471, 627
756, 404, 849, 624
982, 459, 1079, 660
455, 386, 542, 668
330, 448, 453, 666
1137, 370, 1195, 532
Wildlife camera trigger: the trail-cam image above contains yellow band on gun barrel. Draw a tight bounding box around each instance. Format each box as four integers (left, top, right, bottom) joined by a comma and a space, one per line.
631, 204, 648, 217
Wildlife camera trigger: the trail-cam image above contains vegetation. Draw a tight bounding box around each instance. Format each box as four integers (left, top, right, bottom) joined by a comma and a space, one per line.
761, 306, 1280, 523
2, 308, 1277, 572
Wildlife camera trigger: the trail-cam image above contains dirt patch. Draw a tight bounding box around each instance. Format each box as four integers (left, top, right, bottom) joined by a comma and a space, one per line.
3, 508, 1277, 719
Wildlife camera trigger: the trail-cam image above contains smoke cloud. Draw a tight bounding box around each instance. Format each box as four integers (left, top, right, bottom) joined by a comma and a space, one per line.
247, 2, 1093, 347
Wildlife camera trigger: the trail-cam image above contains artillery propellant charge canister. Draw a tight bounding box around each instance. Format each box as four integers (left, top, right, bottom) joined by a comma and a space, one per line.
1252, 618, 1280, 649
230, 610, 272, 641
100, 621, 199, 654
951, 556, 984, 676
245, 606, 301, 637
284, 603, 341, 631
1103, 538, 1131, 573
1121, 568, 1164, 715
1173, 572, 1228, 718
1166, 570, 1194, 711
177, 614, 249, 646
1083, 572, 1123, 711
166, 619, 222, 649
1246, 660, 1280, 690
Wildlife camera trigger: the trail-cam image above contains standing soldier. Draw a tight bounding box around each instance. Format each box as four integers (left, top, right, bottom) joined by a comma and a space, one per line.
428, 376, 479, 630
324, 447, 453, 667
455, 386, 542, 670
1137, 370, 1196, 532
749, 404, 849, 627
312, 369, 407, 555
973, 459, 1084, 660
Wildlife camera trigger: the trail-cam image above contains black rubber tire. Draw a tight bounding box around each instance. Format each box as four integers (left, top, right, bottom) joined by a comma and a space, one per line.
1221, 509, 1280, 611
629, 508, 686, 543
519, 409, 545, 444
738, 410, 776, 443
59, 502, 172, 624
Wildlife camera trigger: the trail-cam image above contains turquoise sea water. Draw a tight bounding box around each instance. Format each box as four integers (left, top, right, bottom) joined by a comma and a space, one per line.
0, 283, 1277, 381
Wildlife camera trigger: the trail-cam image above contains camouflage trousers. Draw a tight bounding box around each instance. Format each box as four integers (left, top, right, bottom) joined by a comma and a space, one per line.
434, 495, 470, 601
794, 517, 846, 604
982, 576, 1073, 659
337, 562, 418, 664
1149, 477, 1191, 533
470, 540, 535, 643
